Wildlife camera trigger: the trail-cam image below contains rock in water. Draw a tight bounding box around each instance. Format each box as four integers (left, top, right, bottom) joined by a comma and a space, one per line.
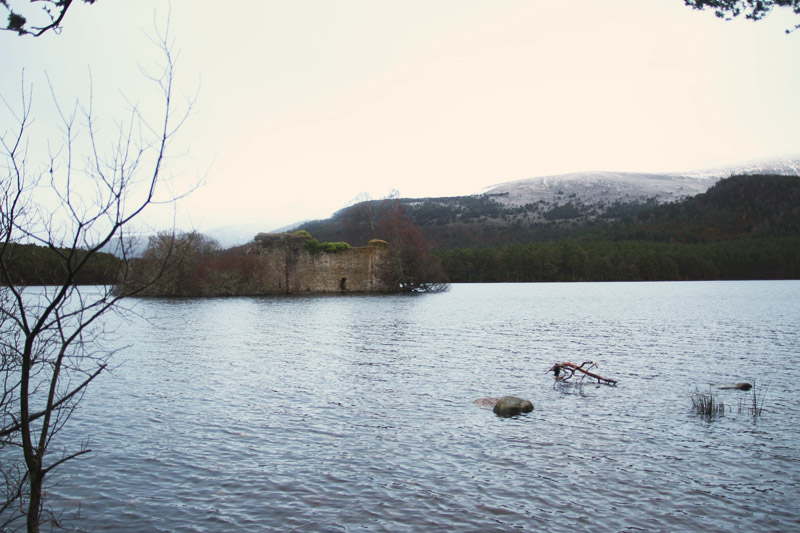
718, 382, 753, 391
492, 396, 534, 417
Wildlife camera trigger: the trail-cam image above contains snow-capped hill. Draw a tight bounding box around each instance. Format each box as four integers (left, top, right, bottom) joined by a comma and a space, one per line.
679, 156, 800, 180
482, 157, 800, 209
483, 171, 717, 207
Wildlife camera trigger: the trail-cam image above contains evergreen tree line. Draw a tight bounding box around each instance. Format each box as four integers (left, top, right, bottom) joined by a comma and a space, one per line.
433, 175, 800, 282
0, 243, 121, 285
434, 237, 800, 283
10, 176, 798, 287
301, 175, 800, 249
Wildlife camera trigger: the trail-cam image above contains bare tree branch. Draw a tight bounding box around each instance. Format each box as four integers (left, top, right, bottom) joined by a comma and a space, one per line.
1, 15, 195, 529
684, 0, 800, 32
1, 0, 97, 37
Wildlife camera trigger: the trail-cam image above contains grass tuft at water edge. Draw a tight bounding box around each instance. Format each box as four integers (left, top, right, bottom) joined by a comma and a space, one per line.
691, 389, 725, 419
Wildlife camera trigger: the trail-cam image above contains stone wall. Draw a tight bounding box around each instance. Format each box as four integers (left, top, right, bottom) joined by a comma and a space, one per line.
249, 233, 395, 294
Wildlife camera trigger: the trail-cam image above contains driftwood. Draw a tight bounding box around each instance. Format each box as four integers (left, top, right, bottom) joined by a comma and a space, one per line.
718, 382, 752, 391
546, 361, 617, 386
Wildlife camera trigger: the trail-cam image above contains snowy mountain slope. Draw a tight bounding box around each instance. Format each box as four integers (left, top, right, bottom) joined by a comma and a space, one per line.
481, 157, 800, 209
182, 157, 800, 250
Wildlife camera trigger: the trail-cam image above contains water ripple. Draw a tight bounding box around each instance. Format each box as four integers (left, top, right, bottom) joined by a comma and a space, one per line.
28, 281, 800, 531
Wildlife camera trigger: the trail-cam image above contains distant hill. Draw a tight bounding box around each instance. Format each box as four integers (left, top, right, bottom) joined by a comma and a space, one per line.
611, 174, 800, 242
481, 156, 800, 210
433, 174, 800, 283
300, 158, 800, 249
87, 168, 800, 284
107, 157, 798, 253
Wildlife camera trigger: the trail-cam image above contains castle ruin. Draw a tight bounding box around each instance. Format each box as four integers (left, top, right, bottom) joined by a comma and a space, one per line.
249, 233, 395, 294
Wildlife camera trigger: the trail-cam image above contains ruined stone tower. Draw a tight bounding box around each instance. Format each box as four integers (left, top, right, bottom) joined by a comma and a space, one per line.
249, 233, 395, 294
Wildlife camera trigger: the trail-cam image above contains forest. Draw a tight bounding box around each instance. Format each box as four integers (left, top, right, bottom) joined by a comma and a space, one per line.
5, 174, 799, 286
301, 174, 800, 282
434, 237, 800, 282
0, 243, 121, 285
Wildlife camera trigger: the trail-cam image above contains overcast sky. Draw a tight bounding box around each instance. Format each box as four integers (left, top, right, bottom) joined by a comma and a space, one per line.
3, 1, 799, 233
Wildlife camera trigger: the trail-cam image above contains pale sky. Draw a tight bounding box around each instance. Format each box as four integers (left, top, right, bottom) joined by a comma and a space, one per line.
3, 1, 799, 233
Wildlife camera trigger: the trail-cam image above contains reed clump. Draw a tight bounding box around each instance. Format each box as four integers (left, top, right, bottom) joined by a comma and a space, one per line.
691, 389, 725, 419
738, 380, 768, 418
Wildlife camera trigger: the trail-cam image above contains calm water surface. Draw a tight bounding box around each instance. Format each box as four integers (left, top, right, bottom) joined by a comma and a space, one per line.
47, 281, 800, 531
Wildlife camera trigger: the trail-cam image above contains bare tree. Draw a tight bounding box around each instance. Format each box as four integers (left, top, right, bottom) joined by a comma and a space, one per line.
0, 21, 192, 531
6, 0, 800, 37
350, 192, 377, 238
120, 230, 222, 297
2, 0, 96, 37
375, 193, 449, 293
684, 0, 800, 32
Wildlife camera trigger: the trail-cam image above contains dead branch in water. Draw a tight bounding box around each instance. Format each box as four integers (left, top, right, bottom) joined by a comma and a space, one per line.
546, 361, 618, 386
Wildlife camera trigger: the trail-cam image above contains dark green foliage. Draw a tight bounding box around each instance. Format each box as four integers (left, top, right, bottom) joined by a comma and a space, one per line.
600, 198, 660, 219
299, 219, 349, 244
304, 239, 351, 254
298, 194, 513, 247
303, 176, 800, 252
305, 239, 322, 254
304, 173, 799, 242
436, 175, 800, 282
321, 242, 351, 253
304, 238, 322, 254
119, 175, 797, 291
611, 175, 800, 243
434, 237, 800, 282
299, 175, 800, 283
543, 202, 587, 221
0, 243, 121, 285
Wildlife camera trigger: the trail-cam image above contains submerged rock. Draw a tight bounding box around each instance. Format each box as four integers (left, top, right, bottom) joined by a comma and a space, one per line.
492, 396, 534, 417
473, 397, 499, 410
